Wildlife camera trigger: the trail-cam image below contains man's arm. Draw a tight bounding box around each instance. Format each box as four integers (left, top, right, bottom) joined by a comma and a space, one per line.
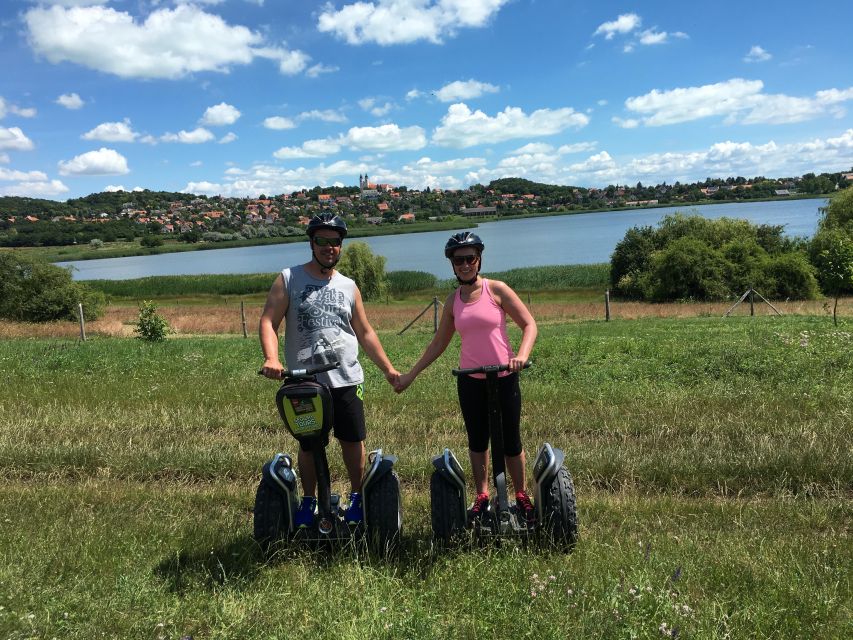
258, 273, 288, 378
349, 286, 399, 384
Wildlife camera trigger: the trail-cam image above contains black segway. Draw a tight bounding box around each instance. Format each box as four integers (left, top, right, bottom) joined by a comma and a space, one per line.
253, 362, 402, 554
430, 362, 578, 548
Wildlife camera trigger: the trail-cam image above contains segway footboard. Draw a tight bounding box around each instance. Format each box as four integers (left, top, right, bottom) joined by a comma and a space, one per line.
362, 449, 402, 555
532, 443, 578, 549
430, 448, 468, 542
254, 453, 299, 547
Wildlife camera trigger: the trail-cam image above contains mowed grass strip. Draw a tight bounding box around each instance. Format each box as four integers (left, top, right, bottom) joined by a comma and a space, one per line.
0, 482, 848, 639
0, 315, 850, 638
1, 317, 850, 495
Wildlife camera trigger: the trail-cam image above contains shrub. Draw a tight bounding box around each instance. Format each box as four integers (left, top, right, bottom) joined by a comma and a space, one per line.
337, 241, 389, 301
134, 301, 170, 341
387, 270, 438, 295
0, 253, 105, 322
611, 212, 817, 301
817, 186, 853, 232
648, 237, 731, 301
140, 235, 163, 248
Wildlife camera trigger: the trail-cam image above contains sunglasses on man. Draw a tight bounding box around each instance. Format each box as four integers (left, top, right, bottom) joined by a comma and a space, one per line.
451, 254, 479, 266
313, 236, 342, 247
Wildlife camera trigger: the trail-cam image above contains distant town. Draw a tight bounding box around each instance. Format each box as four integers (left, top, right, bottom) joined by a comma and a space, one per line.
1, 170, 851, 249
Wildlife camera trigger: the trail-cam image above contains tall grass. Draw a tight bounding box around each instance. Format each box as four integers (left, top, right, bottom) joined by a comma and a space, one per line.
85, 263, 611, 300
0, 316, 849, 638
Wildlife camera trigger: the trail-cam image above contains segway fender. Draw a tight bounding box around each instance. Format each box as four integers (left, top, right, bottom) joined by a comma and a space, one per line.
258, 453, 299, 536
532, 442, 565, 504
431, 448, 466, 493
362, 448, 397, 489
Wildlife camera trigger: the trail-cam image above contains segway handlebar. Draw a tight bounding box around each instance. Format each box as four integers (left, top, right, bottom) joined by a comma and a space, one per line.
258, 362, 340, 379
451, 360, 531, 376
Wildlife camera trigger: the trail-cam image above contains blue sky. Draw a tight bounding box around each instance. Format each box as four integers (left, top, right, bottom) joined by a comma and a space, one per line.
1, 0, 852, 200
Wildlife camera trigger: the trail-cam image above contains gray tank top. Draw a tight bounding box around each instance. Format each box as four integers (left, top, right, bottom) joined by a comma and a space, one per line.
281, 265, 364, 388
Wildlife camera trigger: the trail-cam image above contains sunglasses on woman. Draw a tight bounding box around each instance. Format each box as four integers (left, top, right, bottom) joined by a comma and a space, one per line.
313, 236, 342, 247
451, 254, 479, 266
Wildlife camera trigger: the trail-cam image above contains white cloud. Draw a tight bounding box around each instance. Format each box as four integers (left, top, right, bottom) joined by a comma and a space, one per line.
298, 109, 347, 123
638, 29, 668, 45
58, 147, 129, 175
82, 119, 139, 142
263, 116, 296, 130
0, 127, 35, 151
0, 153, 8, 164
25, 5, 310, 79
201, 102, 241, 126
317, 0, 511, 45
0, 97, 36, 119
406, 89, 424, 101
562, 129, 853, 186
218, 132, 237, 144
435, 79, 499, 102
274, 138, 343, 159
104, 185, 126, 192
612, 116, 639, 129
344, 124, 427, 151
744, 45, 772, 63
558, 141, 598, 154
593, 13, 641, 39
623, 78, 853, 126
161, 128, 215, 144
0, 168, 49, 182
411, 156, 486, 172
0, 179, 69, 198
56, 92, 84, 109
358, 97, 396, 117
432, 103, 589, 148
306, 63, 339, 78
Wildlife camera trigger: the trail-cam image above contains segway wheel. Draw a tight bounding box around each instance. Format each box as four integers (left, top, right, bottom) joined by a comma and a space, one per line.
253, 479, 291, 548
541, 467, 578, 550
430, 472, 466, 543
366, 471, 402, 556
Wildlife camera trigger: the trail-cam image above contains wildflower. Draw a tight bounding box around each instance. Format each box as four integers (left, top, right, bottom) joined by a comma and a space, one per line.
659, 622, 669, 634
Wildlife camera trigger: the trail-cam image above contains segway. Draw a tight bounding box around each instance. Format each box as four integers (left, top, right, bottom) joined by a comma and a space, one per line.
430, 362, 578, 549
253, 362, 402, 554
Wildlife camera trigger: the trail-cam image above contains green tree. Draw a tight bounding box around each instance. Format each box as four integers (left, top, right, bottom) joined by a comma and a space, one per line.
817, 187, 853, 232
0, 253, 105, 322
134, 301, 171, 341
337, 241, 389, 302
810, 229, 853, 325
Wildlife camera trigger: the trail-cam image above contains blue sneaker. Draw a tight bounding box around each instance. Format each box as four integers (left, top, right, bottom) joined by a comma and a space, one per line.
345, 492, 363, 525
294, 496, 316, 528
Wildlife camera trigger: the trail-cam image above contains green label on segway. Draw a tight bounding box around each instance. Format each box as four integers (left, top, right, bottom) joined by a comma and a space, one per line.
282, 395, 324, 436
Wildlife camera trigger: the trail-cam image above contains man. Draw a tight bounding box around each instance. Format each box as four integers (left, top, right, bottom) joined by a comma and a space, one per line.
259, 212, 399, 526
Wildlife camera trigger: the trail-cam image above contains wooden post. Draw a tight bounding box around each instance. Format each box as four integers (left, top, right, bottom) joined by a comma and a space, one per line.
749, 287, 755, 316
77, 303, 86, 341
433, 296, 439, 333
240, 300, 248, 338
605, 289, 611, 322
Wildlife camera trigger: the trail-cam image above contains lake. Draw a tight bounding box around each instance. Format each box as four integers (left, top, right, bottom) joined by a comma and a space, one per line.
60, 198, 826, 280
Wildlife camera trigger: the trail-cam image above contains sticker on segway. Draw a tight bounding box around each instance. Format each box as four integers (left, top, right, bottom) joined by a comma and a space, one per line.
291, 413, 321, 434
289, 397, 315, 415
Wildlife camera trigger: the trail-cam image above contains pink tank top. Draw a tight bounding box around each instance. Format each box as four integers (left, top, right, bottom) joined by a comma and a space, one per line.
453, 279, 515, 378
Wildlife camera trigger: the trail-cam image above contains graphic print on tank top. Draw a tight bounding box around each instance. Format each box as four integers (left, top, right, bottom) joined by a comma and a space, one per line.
294, 283, 348, 365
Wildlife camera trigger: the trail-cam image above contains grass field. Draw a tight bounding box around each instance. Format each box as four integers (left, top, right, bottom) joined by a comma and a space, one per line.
0, 312, 850, 639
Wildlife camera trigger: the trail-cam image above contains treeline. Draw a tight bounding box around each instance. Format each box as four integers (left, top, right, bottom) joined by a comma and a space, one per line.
609, 187, 853, 309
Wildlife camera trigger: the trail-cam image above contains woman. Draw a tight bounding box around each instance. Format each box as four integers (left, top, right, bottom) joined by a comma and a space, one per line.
395, 231, 538, 524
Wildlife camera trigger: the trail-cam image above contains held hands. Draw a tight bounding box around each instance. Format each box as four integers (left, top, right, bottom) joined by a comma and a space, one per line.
393, 371, 415, 394
384, 368, 401, 389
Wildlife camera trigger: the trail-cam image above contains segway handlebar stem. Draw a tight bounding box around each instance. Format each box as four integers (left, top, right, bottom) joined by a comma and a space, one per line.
451, 360, 531, 376
258, 362, 340, 379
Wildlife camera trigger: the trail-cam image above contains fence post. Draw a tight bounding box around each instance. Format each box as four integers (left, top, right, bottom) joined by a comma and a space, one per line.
241, 300, 248, 338
77, 303, 87, 341
605, 289, 611, 322
433, 296, 439, 333
749, 287, 755, 316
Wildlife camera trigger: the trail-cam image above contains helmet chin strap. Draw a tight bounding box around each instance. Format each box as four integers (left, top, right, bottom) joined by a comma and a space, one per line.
455, 269, 480, 286
312, 246, 339, 274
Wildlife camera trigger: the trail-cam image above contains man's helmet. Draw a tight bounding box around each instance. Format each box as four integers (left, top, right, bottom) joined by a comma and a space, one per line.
307, 212, 348, 238
444, 231, 484, 257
